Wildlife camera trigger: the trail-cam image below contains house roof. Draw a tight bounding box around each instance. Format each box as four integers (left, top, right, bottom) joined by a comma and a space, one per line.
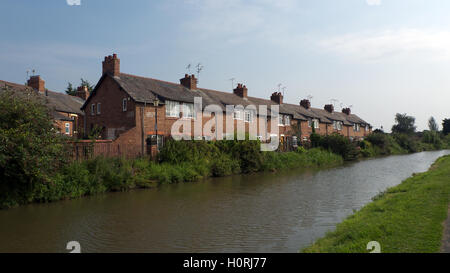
84, 73, 370, 126
0, 79, 85, 115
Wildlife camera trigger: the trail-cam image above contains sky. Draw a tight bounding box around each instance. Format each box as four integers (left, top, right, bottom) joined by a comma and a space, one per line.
1, 0, 450, 131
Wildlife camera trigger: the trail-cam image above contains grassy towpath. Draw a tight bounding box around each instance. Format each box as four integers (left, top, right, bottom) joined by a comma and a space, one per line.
303, 155, 450, 253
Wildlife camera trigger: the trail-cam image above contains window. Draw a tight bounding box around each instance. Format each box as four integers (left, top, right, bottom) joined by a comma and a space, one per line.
65, 123, 70, 135
285, 115, 291, 126
97, 103, 101, 115
365, 125, 369, 131
312, 119, 319, 129
354, 124, 360, 132
244, 110, 253, 123
122, 98, 127, 112
233, 110, 243, 120
308, 119, 312, 128
91, 104, 95, 116
278, 115, 284, 126
334, 121, 342, 130
166, 100, 180, 117
183, 103, 194, 119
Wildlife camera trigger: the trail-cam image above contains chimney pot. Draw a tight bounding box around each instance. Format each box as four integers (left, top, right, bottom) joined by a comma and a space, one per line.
270, 91, 283, 104
324, 104, 334, 113
102, 53, 120, 76
300, 99, 311, 109
342, 108, 351, 115
180, 74, 197, 90
75, 85, 90, 100
233, 83, 248, 98
27, 75, 45, 93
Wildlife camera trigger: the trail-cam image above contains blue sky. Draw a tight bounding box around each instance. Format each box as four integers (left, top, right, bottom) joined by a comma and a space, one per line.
1, 0, 450, 131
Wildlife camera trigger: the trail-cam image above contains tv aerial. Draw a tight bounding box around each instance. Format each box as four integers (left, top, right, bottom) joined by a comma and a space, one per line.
229, 78, 236, 90
186, 64, 192, 74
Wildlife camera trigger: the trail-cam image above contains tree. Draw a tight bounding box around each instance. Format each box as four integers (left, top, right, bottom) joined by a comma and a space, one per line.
443, 119, 450, 135
391, 113, 416, 135
0, 88, 69, 207
428, 117, 439, 132
65, 82, 76, 96
65, 78, 94, 96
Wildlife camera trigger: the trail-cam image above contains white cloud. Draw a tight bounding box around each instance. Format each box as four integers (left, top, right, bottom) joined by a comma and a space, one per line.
173, 0, 301, 46
66, 0, 81, 6
318, 28, 450, 62
366, 0, 381, 6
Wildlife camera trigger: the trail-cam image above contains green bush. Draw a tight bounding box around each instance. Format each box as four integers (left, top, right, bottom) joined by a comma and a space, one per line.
0, 89, 70, 208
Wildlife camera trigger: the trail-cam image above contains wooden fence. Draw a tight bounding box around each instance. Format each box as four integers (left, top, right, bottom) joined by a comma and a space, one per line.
70, 140, 143, 161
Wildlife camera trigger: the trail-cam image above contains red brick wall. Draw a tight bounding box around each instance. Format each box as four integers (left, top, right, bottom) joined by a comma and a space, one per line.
84, 76, 136, 139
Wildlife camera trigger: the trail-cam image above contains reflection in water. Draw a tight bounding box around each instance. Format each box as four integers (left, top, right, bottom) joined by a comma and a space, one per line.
0, 151, 449, 253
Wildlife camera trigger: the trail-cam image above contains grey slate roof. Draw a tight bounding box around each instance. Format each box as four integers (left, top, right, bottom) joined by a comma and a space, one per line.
0, 79, 85, 116
93, 73, 370, 126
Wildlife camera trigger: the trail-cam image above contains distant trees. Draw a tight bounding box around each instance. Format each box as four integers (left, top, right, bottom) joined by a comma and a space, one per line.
392, 113, 416, 135
65, 78, 94, 96
428, 117, 439, 132
443, 119, 450, 135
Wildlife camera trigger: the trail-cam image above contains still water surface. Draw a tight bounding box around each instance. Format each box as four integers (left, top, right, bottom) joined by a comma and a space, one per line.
0, 150, 449, 253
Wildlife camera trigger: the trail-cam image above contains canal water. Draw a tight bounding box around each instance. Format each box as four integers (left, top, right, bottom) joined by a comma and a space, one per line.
0, 150, 449, 253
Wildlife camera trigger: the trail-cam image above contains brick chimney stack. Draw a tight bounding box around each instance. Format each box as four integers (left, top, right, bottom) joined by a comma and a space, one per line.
102, 54, 120, 76
270, 92, 283, 104
324, 104, 334, 113
342, 108, 351, 115
76, 85, 90, 100
27, 75, 45, 93
180, 74, 197, 90
233, 83, 248, 98
300, 99, 311, 109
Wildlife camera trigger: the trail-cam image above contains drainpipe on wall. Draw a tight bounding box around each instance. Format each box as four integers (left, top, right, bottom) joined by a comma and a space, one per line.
141, 102, 146, 156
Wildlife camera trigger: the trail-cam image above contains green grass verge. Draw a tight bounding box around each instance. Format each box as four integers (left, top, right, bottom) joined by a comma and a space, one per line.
302, 155, 450, 253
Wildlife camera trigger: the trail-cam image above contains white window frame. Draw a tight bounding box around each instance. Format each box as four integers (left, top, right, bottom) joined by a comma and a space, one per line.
313, 119, 319, 129
122, 98, 127, 112
182, 103, 194, 119
65, 123, 70, 135
97, 103, 101, 115
244, 110, 253, 123
365, 125, 369, 131
284, 115, 291, 126
308, 119, 312, 128
91, 104, 95, 116
233, 110, 243, 120
278, 115, 284, 126
354, 124, 360, 132
166, 100, 180, 118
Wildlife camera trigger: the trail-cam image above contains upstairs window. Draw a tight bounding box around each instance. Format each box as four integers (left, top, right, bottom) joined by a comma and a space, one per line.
365, 125, 369, 131
334, 121, 342, 130
183, 103, 194, 119
166, 100, 180, 117
278, 115, 284, 126
244, 110, 254, 123
233, 110, 243, 120
91, 104, 95, 116
97, 103, 101, 115
312, 119, 319, 129
284, 115, 291, 126
122, 98, 127, 112
353, 124, 361, 132
308, 119, 312, 128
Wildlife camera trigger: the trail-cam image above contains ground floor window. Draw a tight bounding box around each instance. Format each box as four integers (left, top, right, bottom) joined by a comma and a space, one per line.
65, 123, 70, 135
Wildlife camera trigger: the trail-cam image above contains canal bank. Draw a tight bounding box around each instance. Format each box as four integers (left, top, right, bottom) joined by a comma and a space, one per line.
303, 153, 450, 253
0, 150, 448, 253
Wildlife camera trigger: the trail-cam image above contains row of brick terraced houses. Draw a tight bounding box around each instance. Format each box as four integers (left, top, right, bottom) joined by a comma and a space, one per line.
1, 54, 372, 158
